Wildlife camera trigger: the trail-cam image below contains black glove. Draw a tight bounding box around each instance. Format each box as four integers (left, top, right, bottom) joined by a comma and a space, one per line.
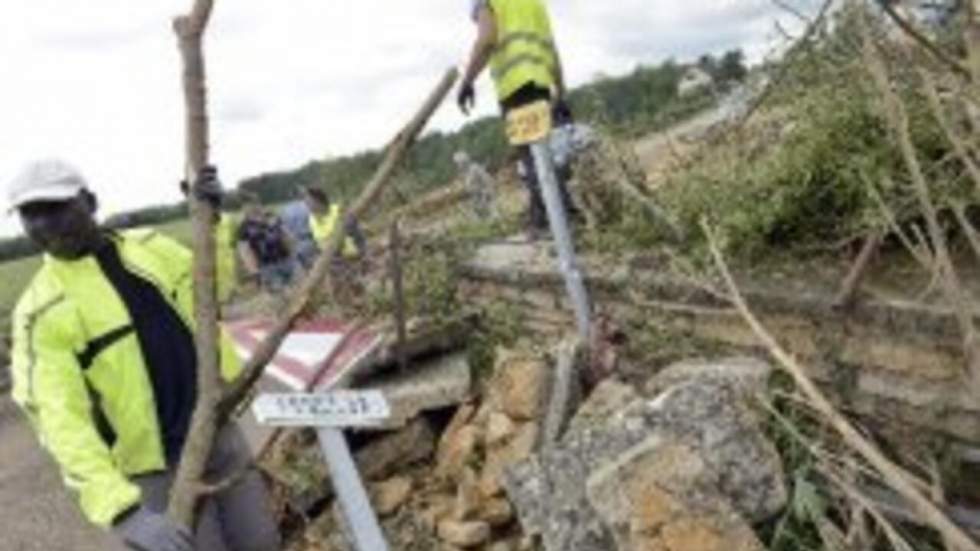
195, 165, 223, 206
114, 506, 193, 551
457, 82, 476, 115
553, 99, 573, 127
180, 165, 223, 207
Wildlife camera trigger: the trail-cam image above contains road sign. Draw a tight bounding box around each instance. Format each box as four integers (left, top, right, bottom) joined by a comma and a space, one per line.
252, 390, 390, 427
226, 319, 382, 391
229, 317, 390, 551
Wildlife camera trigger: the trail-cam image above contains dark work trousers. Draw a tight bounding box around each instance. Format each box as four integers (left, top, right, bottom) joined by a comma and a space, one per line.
500, 83, 578, 231
123, 423, 281, 551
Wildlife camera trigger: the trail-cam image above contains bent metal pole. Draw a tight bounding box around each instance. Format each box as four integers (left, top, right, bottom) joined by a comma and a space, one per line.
529, 140, 592, 340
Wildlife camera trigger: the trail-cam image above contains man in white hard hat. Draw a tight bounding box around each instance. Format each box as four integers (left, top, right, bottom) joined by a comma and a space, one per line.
7, 159, 280, 551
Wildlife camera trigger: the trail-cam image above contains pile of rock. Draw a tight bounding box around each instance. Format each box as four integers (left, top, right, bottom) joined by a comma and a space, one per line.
277, 352, 789, 551
423, 349, 553, 549
276, 349, 553, 550
504, 357, 788, 551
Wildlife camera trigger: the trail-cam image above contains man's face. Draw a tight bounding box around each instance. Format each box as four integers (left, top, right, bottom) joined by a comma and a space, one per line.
18, 194, 100, 260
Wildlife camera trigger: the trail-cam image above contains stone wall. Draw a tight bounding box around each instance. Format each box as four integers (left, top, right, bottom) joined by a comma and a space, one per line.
460, 242, 980, 444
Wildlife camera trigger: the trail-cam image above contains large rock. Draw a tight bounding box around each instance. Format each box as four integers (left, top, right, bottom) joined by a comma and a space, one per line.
587, 439, 764, 551
503, 358, 785, 550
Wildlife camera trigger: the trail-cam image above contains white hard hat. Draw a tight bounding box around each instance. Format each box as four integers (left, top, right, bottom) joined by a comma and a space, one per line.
453, 151, 470, 166
7, 159, 88, 211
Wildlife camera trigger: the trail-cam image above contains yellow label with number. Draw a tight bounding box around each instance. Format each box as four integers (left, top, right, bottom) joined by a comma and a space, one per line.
505, 100, 552, 146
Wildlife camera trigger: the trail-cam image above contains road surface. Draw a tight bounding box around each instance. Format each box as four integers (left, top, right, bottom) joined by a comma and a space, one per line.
0, 396, 122, 550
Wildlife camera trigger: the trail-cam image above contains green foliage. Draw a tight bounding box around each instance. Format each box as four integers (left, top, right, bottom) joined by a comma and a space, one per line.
760, 374, 830, 551
236, 54, 739, 207
652, 26, 962, 260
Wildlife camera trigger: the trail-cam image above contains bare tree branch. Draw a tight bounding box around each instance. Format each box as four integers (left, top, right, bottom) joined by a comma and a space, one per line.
702, 219, 980, 551
833, 231, 882, 309
864, 28, 980, 388
877, 0, 971, 78
168, 0, 222, 528
953, 200, 980, 265
738, 0, 836, 127
217, 68, 459, 414
921, 70, 980, 195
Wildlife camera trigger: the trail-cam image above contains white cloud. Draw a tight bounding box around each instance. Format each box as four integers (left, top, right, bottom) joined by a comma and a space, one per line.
0, 0, 810, 237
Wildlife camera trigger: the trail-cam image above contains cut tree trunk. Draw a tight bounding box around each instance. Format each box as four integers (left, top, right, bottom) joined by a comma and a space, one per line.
168, 0, 222, 528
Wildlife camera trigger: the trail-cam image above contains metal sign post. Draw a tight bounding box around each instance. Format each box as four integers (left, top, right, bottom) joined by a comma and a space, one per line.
507, 100, 592, 341
252, 390, 391, 551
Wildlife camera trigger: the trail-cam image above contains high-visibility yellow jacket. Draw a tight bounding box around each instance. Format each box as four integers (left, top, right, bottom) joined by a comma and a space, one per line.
215, 213, 238, 302
487, 0, 559, 102
9, 229, 241, 528
309, 203, 359, 258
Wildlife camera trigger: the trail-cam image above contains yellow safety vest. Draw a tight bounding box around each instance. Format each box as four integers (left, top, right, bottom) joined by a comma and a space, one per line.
309, 203, 359, 258
488, 0, 559, 102
10, 229, 241, 528
215, 213, 238, 302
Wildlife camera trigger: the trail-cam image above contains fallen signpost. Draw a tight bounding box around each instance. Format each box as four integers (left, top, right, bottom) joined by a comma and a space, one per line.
506, 100, 592, 340
240, 323, 393, 551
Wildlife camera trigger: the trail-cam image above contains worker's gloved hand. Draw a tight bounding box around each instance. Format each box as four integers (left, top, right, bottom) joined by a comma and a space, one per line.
457, 82, 476, 115
193, 165, 223, 206
179, 165, 223, 207
114, 506, 194, 551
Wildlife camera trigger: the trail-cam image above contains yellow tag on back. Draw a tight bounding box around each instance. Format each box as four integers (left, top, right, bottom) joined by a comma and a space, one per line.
505, 100, 552, 146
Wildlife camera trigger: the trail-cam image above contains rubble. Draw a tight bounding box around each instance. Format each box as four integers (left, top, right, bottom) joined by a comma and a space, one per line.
503, 357, 785, 550
278, 349, 787, 551
438, 519, 492, 547
355, 417, 437, 482
489, 350, 550, 421
370, 476, 413, 517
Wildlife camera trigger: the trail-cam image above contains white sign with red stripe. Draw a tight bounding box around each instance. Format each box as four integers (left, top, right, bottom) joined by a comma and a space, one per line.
226, 319, 382, 391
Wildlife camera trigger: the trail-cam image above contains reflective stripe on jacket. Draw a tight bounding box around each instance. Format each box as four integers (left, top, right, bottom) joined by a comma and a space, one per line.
9, 229, 241, 528
309, 203, 359, 258
488, 0, 558, 102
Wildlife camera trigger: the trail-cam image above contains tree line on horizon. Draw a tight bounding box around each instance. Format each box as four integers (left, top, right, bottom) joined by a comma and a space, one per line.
0, 50, 746, 262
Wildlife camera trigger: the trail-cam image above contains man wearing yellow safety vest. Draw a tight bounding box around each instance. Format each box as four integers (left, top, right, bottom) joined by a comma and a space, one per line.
458, 0, 579, 237
301, 185, 364, 260
7, 159, 279, 551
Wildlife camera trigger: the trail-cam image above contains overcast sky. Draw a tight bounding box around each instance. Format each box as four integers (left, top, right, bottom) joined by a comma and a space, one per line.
0, 0, 809, 237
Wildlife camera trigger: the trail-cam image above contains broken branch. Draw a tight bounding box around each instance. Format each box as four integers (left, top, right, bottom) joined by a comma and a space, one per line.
217, 67, 459, 414
702, 219, 980, 550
